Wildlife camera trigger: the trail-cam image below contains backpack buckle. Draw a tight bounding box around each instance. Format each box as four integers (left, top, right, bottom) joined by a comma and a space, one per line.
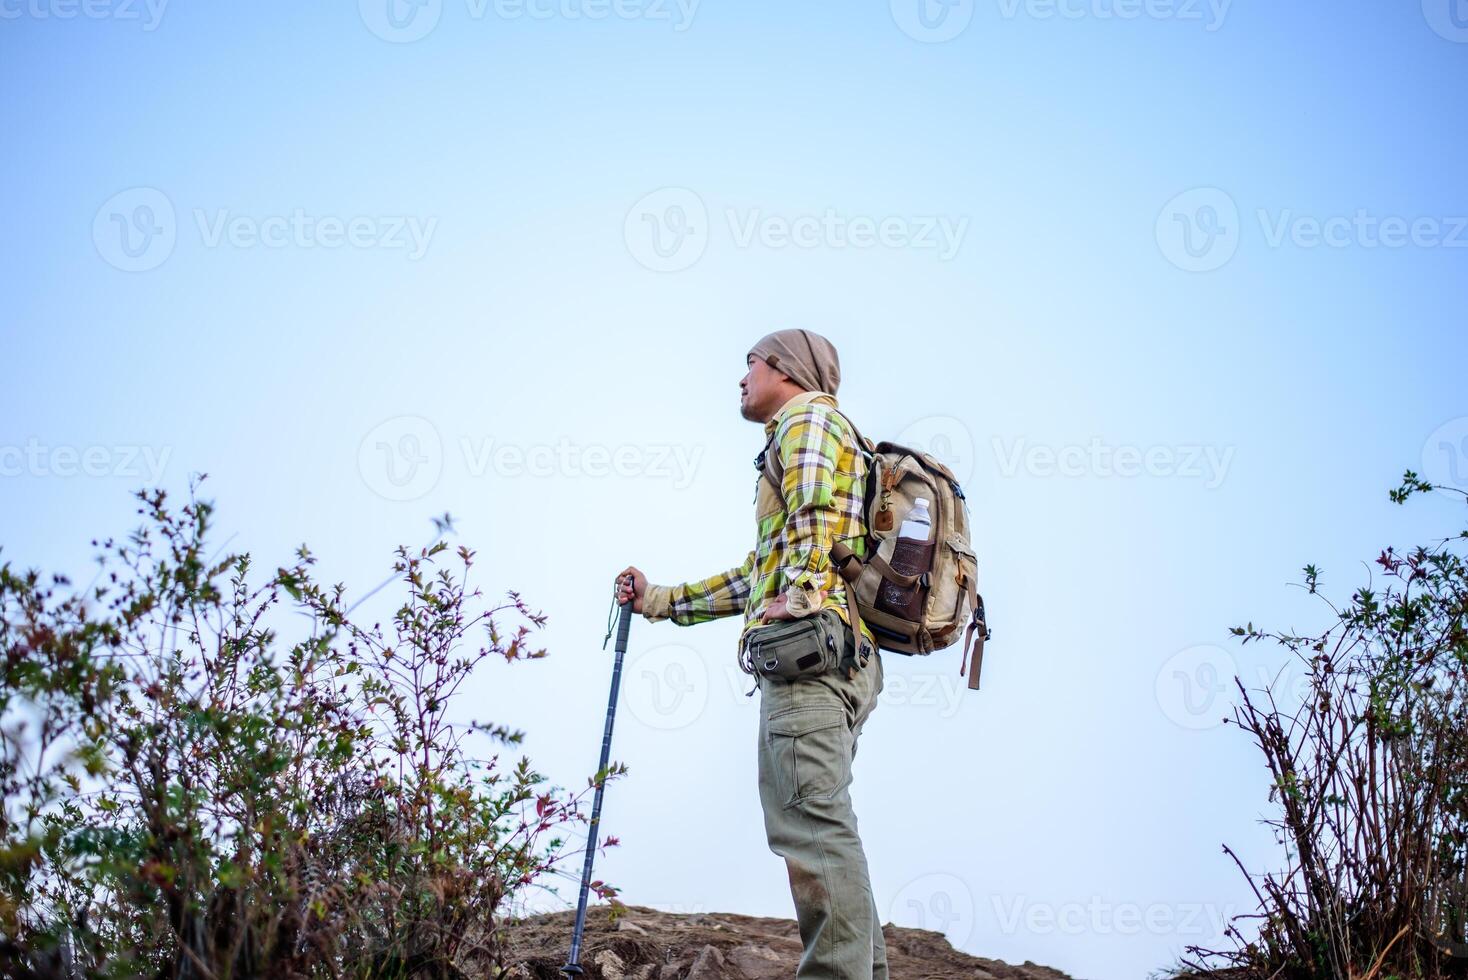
753, 433, 772, 474
971, 601, 992, 641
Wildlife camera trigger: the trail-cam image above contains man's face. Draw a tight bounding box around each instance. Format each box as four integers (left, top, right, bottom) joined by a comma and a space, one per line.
740, 354, 792, 423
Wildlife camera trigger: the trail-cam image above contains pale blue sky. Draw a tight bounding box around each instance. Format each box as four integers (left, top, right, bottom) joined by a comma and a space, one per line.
3, 2, 1467, 977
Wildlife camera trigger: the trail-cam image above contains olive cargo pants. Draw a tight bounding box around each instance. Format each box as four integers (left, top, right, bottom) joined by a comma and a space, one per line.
754, 610, 888, 979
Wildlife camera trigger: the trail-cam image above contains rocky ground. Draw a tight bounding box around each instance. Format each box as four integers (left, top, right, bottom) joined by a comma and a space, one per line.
500, 904, 1075, 979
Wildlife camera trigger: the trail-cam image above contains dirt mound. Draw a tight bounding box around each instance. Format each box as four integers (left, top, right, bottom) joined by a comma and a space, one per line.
501, 904, 1074, 979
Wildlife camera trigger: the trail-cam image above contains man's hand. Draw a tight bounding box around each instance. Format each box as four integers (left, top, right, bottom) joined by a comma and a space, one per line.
761, 587, 825, 623
616, 566, 647, 613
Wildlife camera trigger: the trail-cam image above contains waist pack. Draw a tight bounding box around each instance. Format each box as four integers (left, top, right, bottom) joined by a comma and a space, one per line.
742, 608, 850, 682
757, 407, 990, 690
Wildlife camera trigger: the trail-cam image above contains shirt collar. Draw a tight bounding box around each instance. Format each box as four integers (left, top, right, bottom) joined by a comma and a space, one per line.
763, 389, 839, 437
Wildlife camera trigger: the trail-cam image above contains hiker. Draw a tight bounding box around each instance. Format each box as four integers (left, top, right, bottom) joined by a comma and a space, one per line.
617, 328, 889, 979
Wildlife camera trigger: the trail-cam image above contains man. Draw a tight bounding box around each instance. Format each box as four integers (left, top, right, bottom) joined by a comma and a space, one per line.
617, 328, 889, 979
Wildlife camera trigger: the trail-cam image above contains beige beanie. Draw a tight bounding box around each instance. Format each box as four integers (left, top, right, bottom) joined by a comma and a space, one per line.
747, 329, 841, 396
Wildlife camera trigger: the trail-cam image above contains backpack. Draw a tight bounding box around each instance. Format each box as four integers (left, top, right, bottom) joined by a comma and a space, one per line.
757, 405, 991, 690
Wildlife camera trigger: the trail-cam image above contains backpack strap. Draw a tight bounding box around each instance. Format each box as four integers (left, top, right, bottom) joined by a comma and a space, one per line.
832, 539, 922, 590
840, 573, 872, 672
960, 580, 989, 691
755, 427, 784, 490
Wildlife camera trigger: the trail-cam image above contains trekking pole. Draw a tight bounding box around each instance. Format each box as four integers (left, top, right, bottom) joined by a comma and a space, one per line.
560, 575, 634, 978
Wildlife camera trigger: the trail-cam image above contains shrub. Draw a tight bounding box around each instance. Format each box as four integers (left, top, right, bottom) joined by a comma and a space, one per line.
0, 478, 622, 979
1180, 471, 1468, 978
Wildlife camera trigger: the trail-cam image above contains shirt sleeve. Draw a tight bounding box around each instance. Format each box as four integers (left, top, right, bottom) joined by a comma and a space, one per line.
773, 405, 846, 618
642, 549, 756, 626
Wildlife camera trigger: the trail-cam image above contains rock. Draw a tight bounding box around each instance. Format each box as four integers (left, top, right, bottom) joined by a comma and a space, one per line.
685, 945, 735, 980
616, 918, 649, 935
726, 944, 785, 979
592, 948, 627, 980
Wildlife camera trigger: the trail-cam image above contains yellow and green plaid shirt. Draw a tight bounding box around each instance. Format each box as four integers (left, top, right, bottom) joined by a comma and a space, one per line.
642, 389, 874, 660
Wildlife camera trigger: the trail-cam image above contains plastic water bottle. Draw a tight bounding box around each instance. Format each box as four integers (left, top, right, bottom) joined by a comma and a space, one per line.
879, 498, 934, 620
898, 498, 931, 542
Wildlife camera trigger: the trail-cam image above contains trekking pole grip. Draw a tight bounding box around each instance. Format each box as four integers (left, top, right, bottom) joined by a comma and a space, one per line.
614, 593, 633, 652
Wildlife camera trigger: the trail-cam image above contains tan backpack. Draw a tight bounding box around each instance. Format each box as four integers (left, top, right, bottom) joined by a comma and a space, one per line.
757, 407, 990, 690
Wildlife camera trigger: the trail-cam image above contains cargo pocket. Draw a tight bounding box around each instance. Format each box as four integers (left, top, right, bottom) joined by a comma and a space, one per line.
766, 705, 848, 808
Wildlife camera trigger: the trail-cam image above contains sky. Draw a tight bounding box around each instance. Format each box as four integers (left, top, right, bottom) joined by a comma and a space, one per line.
3, 2, 1467, 977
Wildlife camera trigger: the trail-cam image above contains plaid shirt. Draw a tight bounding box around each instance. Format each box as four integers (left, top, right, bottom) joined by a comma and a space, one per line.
642, 390, 874, 660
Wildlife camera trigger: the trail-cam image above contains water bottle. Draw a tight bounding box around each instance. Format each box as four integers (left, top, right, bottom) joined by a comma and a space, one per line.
878, 498, 934, 621
898, 498, 931, 541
